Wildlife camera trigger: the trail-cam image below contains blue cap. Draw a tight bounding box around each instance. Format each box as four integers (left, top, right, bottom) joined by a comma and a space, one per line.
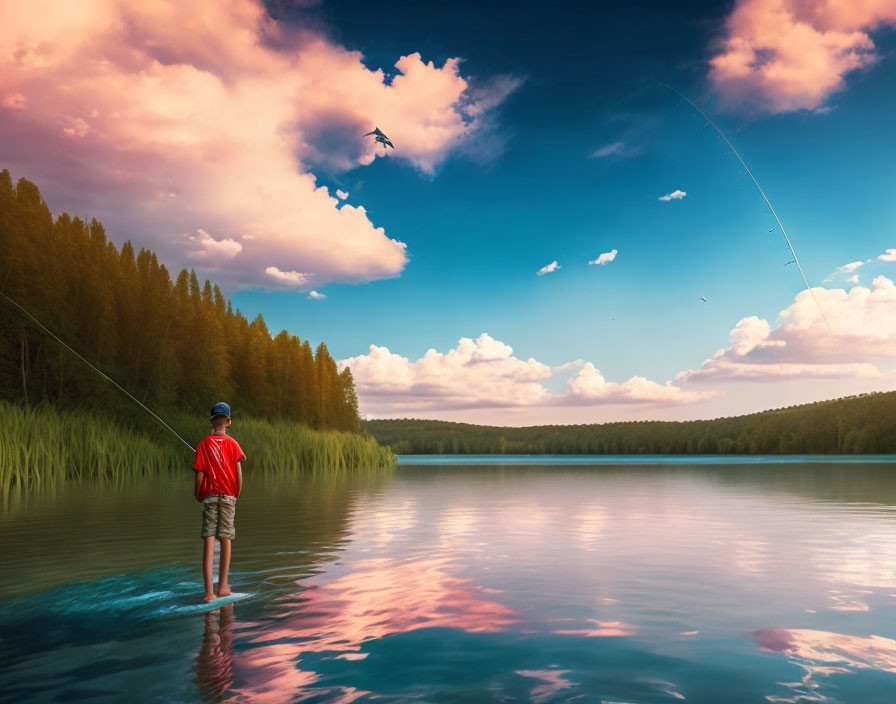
210, 402, 231, 420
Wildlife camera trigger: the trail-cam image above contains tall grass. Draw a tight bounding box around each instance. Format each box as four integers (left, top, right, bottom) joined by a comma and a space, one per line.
0, 400, 395, 497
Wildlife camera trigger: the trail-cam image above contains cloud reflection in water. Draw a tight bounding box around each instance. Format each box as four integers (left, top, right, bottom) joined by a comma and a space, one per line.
230, 555, 515, 702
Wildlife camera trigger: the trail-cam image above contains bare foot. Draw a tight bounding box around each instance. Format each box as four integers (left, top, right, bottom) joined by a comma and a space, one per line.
217, 584, 231, 597
203, 593, 217, 603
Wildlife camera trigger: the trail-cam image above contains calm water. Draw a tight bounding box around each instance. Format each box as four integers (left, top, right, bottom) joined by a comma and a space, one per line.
3, 457, 896, 703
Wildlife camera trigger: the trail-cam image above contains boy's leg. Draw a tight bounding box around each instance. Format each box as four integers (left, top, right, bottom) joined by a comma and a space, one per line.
202, 536, 216, 602
217, 538, 232, 596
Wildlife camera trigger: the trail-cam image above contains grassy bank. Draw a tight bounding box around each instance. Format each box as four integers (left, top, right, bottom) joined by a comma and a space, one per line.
0, 401, 395, 496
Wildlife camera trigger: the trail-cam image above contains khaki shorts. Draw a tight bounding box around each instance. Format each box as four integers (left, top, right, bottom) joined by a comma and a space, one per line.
201, 494, 237, 540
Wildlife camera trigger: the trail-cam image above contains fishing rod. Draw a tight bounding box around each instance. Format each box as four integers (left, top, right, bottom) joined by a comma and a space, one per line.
0, 290, 196, 453
650, 79, 833, 336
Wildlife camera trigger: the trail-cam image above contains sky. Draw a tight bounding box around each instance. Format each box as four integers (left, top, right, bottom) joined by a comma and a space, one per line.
2, 0, 896, 424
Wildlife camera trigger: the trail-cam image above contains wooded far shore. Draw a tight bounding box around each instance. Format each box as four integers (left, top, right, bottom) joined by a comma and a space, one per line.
365, 392, 896, 455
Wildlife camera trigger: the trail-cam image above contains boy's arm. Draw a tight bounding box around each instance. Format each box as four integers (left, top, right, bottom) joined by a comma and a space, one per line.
195, 470, 203, 496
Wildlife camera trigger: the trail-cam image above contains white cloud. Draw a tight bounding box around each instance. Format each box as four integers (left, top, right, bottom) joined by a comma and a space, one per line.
307, 290, 326, 300
847, 274, 860, 285
0, 0, 519, 290
589, 249, 618, 266
189, 228, 242, 259
824, 260, 864, 281
677, 276, 896, 383
878, 249, 896, 262
566, 363, 711, 404
537, 260, 560, 276
340, 332, 709, 414
335, 189, 349, 200
658, 190, 687, 201
265, 266, 310, 287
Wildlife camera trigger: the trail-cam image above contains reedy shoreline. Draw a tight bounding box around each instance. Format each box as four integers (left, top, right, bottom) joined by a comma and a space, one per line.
0, 400, 395, 497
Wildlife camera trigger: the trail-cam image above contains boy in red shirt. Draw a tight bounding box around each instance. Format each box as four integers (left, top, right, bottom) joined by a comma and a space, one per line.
193, 402, 246, 602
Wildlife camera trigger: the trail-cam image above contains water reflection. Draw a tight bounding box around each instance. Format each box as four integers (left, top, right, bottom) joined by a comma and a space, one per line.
4, 461, 896, 703
195, 604, 235, 703
230, 555, 516, 702
754, 627, 896, 701
516, 669, 573, 703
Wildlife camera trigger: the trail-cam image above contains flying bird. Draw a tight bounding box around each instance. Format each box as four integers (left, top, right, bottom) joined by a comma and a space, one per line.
364, 127, 394, 151
700, 296, 707, 303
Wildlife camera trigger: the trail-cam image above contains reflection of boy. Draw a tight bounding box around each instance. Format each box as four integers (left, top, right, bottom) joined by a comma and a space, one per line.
195, 603, 234, 700
193, 402, 245, 603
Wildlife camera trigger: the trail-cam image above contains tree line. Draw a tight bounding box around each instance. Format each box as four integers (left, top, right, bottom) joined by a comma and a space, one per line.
366, 392, 896, 455
0, 170, 360, 432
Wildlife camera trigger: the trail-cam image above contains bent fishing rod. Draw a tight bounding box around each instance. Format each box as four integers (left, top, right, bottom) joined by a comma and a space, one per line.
1, 290, 196, 453
650, 79, 832, 336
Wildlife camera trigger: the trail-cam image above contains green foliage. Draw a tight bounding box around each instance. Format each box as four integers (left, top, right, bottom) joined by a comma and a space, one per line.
366, 391, 896, 455
0, 170, 362, 432
0, 400, 394, 496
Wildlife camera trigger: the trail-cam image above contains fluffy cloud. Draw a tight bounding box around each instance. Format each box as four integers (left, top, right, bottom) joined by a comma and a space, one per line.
189, 229, 242, 260
709, 0, 896, 114
537, 261, 560, 276
566, 363, 712, 405
0, 0, 518, 289
659, 190, 687, 201
589, 249, 618, 266
677, 276, 896, 383
307, 290, 326, 300
265, 267, 310, 287
878, 248, 896, 262
340, 333, 709, 415
335, 189, 349, 200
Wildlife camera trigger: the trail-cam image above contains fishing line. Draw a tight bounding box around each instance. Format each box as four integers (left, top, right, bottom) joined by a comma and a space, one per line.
0, 290, 196, 452
650, 80, 833, 336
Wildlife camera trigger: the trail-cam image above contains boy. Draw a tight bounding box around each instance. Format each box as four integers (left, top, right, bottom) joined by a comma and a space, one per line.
193, 402, 246, 602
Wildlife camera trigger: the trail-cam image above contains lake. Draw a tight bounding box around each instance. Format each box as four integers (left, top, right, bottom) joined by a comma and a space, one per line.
2, 456, 896, 703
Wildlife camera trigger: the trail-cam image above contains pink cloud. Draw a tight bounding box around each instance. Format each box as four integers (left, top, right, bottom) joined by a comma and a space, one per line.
1, 92, 25, 110
340, 333, 709, 415
0, 0, 517, 289
678, 276, 896, 383
709, 0, 896, 114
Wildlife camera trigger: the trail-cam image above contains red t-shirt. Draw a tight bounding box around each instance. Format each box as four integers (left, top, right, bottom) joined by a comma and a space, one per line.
193, 434, 246, 501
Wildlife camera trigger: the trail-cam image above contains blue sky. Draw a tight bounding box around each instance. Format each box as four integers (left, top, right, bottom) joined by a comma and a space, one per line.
232, 1, 896, 419
4, 0, 896, 422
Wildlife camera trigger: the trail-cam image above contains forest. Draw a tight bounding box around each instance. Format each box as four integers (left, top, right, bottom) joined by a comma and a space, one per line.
0, 170, 360, 433
366, 391, 896, 455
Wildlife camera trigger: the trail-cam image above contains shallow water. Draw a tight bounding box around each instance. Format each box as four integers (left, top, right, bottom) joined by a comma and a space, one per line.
3, 458, 896, 703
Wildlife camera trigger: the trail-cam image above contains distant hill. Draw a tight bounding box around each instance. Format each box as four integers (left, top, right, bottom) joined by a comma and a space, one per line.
365, 392, 896, 455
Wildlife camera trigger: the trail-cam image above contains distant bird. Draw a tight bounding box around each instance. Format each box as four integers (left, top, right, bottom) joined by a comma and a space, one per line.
585, 289, 592, 294
364, 127, 394, 151
700, 296, 707, 303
